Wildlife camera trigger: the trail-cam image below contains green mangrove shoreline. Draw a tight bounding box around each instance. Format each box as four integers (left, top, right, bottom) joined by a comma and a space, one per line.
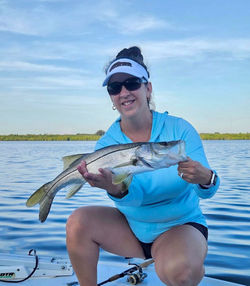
0, 133, 250, 141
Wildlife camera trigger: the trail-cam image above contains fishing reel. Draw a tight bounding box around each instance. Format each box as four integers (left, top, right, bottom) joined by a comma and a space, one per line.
126, 263, 147, 285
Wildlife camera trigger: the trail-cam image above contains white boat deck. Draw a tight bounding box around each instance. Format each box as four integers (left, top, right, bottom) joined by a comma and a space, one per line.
0, 253, 246, 286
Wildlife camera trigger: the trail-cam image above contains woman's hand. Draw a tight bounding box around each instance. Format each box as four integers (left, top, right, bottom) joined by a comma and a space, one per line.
177, 157, 212, 185
77, 161, 126, 198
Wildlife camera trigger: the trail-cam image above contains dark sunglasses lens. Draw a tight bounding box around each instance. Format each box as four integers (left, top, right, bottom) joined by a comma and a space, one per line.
107, 82, 122, 95
107, 78, 144, 95
124, 80, 141, 91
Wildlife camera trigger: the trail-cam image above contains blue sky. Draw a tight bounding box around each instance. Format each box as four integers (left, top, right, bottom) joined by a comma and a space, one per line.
1, 0, 249, 135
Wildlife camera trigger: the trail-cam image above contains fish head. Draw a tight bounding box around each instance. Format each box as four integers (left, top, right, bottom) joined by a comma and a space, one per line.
137, 140, 187, 169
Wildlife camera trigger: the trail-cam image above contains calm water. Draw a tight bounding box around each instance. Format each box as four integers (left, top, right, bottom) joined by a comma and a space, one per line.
0, 140, 249, 285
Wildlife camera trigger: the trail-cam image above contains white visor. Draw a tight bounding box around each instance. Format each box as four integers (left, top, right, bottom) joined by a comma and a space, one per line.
102, 58, 149, 86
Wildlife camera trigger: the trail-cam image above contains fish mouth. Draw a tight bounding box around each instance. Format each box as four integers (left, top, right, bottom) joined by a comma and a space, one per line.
139, 157, 153, 168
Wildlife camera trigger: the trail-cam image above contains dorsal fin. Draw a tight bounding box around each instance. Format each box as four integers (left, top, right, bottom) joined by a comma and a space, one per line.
62, 154, 88, 170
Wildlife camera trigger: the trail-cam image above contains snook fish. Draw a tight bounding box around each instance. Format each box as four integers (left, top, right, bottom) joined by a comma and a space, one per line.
26, 140, 187, 222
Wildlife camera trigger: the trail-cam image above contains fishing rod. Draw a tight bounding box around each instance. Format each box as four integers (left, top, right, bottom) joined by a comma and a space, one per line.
97, 258, 154, 286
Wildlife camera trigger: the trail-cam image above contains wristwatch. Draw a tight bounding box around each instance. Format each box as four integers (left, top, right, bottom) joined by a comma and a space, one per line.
199, 171, 218, 189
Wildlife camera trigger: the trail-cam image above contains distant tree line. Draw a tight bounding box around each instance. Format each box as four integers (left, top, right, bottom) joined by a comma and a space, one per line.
199, 133, 250, 140
0, 130, 105, 141
0, 132, 250, 141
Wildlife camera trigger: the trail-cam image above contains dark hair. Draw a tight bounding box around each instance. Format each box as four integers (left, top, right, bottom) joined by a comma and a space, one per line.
105, 46, 150, 78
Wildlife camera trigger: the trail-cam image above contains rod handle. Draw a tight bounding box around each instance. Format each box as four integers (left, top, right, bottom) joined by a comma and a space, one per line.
109, 273, 124, 282
139, 259, 154, 268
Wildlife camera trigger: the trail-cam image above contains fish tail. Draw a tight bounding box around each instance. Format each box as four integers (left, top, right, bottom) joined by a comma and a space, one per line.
39, 194, 54, 223
26, 182, 51, 207
26, 182, 54, 223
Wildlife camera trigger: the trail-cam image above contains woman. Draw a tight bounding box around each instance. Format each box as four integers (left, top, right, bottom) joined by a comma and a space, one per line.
66, 46, 220, 286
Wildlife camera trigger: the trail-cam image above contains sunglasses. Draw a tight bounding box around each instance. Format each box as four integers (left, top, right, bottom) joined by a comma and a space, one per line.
107, 77, 148, 96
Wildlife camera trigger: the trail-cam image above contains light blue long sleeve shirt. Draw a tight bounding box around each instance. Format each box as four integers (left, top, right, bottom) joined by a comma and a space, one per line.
95, 111, 220, 243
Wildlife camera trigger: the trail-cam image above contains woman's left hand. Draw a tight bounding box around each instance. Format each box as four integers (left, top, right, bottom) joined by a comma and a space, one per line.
177, 157, 212, 185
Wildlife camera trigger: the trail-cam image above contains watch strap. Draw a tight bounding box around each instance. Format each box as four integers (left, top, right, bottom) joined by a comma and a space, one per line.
199, 171, 217, 189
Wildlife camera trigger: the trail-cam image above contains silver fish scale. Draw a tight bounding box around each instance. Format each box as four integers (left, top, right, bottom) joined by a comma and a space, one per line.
26, 140, 186, 222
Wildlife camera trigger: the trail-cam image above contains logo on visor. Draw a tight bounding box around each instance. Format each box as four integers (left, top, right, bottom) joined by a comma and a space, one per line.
109, 61, 132, 72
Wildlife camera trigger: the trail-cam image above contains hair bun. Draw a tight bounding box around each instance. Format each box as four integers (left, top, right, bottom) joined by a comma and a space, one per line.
114, 46, 148, 77
104, 46, 149, 78
116, 46, 143, 61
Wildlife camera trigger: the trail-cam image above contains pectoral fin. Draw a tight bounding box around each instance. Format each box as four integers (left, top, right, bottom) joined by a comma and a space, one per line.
112, 173, 133, 190
65, 182, 86, 199
122, 174, 133, 192
62, 154, 88, 170
112, 173, 129, 185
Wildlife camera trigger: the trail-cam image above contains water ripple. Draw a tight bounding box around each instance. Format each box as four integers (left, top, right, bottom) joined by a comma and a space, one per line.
0, 140, 249, 285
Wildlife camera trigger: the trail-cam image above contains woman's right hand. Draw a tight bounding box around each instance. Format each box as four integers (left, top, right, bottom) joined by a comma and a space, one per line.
77, 160, 127, 198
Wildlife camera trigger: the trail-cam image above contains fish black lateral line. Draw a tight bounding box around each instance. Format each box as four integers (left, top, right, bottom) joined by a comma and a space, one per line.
26, 140, 187, 223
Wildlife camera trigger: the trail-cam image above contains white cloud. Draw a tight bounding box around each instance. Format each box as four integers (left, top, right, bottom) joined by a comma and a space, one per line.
0, 1, 54, 35
34, 76, 100, 89
0, 61, 85, 73
84, 0, 171, 35
94, 9, 170, 35
117, 16, 169, 35
142, 38, 250, 62
32, 0, 69, 2
0, 0, 94, 36
0, 41, 96, 62
0, 72, 102, 93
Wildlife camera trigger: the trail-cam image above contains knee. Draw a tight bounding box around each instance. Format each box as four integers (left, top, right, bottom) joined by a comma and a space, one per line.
172, 263, 203, 286
66, 206, 93, 240
155, 261, 204, 286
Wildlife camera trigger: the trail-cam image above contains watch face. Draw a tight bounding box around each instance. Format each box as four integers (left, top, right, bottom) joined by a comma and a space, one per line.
213, 173, 218, 185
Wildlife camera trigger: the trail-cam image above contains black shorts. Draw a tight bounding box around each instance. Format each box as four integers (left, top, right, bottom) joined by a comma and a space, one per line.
139, 222, 208, 260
